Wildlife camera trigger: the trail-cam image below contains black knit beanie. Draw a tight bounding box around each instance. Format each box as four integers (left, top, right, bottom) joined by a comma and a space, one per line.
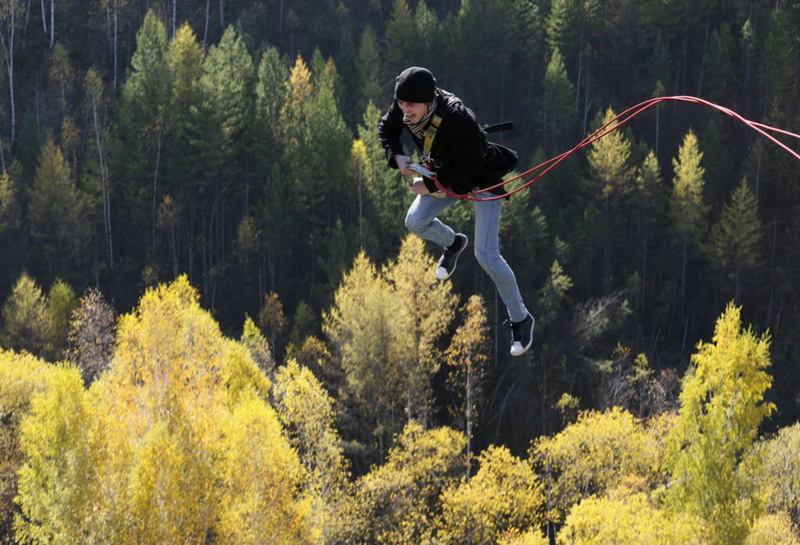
394, 66, 436, 103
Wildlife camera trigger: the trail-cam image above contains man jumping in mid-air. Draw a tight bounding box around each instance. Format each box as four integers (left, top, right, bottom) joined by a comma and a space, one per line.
378, 66, 534, 357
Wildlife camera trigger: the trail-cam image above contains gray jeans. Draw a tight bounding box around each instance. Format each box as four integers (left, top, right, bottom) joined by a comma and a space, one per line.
405, 192, 528, 322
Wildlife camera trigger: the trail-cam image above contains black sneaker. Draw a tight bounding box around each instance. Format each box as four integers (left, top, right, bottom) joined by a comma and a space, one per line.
436, 234, 468, 280
508, 313, 535, 357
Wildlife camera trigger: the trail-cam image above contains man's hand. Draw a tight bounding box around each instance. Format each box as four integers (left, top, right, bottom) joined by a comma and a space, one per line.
409, 177, 430, 195
394, 154, 414, 176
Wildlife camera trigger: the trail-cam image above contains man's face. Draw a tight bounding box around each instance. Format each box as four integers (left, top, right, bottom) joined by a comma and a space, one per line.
397, 100, 428, 124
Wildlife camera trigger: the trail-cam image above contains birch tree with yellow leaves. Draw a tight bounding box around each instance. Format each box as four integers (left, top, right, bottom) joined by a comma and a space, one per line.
14, 276, 317, 544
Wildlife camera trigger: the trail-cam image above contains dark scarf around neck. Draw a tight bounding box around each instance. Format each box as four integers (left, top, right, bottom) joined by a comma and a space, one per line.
404, 95, 437, 138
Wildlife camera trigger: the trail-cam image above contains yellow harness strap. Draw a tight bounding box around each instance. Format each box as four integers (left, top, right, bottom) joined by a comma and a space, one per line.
422, 114, 442, 159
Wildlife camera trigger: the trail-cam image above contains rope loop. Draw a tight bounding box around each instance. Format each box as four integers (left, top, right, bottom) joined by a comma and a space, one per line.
433, 96, 800, 201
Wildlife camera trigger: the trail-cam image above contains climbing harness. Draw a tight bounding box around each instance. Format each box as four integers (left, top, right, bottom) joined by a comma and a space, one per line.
427, 95, 800, 201
420, 114, 442, 168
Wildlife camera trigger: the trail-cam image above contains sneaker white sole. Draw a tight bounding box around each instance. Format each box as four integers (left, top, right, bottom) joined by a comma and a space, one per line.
436, 235, 468, 281
510, 316, 534, 357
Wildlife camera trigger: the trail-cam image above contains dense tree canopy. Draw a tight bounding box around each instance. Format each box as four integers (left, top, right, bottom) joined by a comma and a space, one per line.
2, 0, 800, 542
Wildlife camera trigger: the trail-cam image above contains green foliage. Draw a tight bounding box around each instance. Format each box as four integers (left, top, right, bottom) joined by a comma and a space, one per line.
0, 170, 20, 235
28, 138, 87, 277
356, 101, 408, 254
202, 25, 255, 171
355, 26, 384, 114
542, 48, 576, 153
384, 0, 415, 78
0, 273, 55, 359
704, 178, 764, 299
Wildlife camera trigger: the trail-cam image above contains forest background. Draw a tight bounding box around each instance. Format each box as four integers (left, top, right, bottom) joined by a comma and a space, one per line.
1, 0, 800, 543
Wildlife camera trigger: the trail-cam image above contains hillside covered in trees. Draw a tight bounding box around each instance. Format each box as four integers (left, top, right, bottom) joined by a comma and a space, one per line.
1, 0, 800, 543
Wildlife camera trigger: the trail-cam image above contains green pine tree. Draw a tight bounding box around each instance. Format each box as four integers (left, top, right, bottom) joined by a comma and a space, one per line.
705, 178, 763, 301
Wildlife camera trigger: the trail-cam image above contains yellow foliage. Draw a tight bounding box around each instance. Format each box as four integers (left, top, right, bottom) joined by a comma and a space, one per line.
13, 276, 313, 544
384, 234, 458, 421
124, 420, 214, 544
440, 445, 545, 544
756, 421, 800, 520
745, 512, 800, 545
273, 359, 351, 542
0, 349, 54, 419
217, 392, 315, 545
355, 422, 467, 544
665, 303, 774, 544
289, 54, 312, 113
0, 350, 57, 537
15, 364, 97, 544
532, 406, 663, 522
557, 492, 706, 545
499, 528, 550, 545
324, 251, 398, 397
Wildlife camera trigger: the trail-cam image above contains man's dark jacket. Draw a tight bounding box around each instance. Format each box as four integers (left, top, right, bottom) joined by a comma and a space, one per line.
378, 89, 517, 195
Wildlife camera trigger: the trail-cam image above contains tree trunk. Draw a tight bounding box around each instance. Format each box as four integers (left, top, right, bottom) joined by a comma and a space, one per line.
49, 0, 54, 47
151, 125, 163, 257
91, 99, 114, 268
40, 0, 47, 34
0, 3, 18, 146
203, 0, 210, 49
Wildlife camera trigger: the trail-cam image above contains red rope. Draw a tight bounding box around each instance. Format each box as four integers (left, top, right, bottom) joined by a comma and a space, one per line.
432, 95, 800, 201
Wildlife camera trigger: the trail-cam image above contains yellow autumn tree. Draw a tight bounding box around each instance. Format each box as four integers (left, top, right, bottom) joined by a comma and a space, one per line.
353, 422, 467, 544
499, 528, 550, 545
0, 350, 57, 542
445, 294, 491, 467
14, 364, 97, 544
439, 445, 545, 544
384, 234, 458, 423
272, 359, 352, 543
324, 239, 458, 459
665, 302, 774, 545
14, 276, 315, 544
216, 391, 315, 545
531, 406, 663, 523
557, 492, 706, 545
323, 250, 403, 453
752, 421, 800, 522
745, 512, 800, 545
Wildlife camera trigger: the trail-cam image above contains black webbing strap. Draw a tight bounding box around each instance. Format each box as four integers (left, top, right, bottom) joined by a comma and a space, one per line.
483, 121, 514, 133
